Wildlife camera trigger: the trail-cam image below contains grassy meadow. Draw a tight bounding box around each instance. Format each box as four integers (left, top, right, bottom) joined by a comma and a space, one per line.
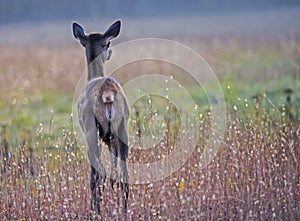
0, 33, 300, 220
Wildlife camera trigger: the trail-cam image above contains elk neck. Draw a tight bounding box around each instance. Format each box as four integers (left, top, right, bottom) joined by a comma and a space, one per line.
86, 55, 104, 81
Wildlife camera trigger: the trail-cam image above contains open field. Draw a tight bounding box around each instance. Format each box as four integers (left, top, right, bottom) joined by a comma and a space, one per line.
1, 9, 300, 220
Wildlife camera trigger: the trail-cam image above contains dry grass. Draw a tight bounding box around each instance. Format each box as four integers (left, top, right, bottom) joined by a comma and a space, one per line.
0, 38, 300, 220
1, 109, 299, 220
0, 45, 84, 96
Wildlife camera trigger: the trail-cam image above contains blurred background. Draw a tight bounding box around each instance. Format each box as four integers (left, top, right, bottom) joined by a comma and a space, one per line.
0, 0, 299, 142
1, 1, 300, 219
0, 0, 300, 44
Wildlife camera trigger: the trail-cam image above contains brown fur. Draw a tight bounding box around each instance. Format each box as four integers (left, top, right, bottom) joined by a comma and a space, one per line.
98, 78, 120, 101
73, 20, 128, 215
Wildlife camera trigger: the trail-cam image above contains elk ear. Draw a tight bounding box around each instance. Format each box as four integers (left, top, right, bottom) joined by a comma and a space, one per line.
104, 20, 121, 42
72, 22, 87, 46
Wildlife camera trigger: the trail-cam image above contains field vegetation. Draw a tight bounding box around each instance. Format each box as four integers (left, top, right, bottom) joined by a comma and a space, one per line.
0, 36, 299, 220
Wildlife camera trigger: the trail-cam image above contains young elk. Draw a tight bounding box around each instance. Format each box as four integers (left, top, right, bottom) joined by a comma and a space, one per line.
72, 20, 129, 214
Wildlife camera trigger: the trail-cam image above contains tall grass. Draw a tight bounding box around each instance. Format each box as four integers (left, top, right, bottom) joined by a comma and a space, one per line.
0, 38, 299, 220
1, 99, 299, 220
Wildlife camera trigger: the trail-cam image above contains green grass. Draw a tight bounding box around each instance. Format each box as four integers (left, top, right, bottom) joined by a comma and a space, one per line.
2, 76, 298, 145
0, 89, 73, 144
0, 39, 299, 220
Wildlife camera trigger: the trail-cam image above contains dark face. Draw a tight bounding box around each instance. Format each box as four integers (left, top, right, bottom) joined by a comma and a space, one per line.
72, 20, 121, 64
85, 33, 111, 63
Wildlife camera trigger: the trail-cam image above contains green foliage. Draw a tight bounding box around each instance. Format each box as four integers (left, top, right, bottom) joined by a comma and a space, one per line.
0, 89, 73, 144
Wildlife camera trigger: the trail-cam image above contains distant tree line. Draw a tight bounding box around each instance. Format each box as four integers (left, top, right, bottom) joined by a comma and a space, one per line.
0, 0, 299, 24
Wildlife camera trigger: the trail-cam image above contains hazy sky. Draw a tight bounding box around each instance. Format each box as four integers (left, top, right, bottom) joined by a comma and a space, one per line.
0, 1, 299, 45
1, 0, 299, 24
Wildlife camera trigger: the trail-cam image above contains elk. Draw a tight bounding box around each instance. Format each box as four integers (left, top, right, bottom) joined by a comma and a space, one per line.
72, 20, 129, 215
